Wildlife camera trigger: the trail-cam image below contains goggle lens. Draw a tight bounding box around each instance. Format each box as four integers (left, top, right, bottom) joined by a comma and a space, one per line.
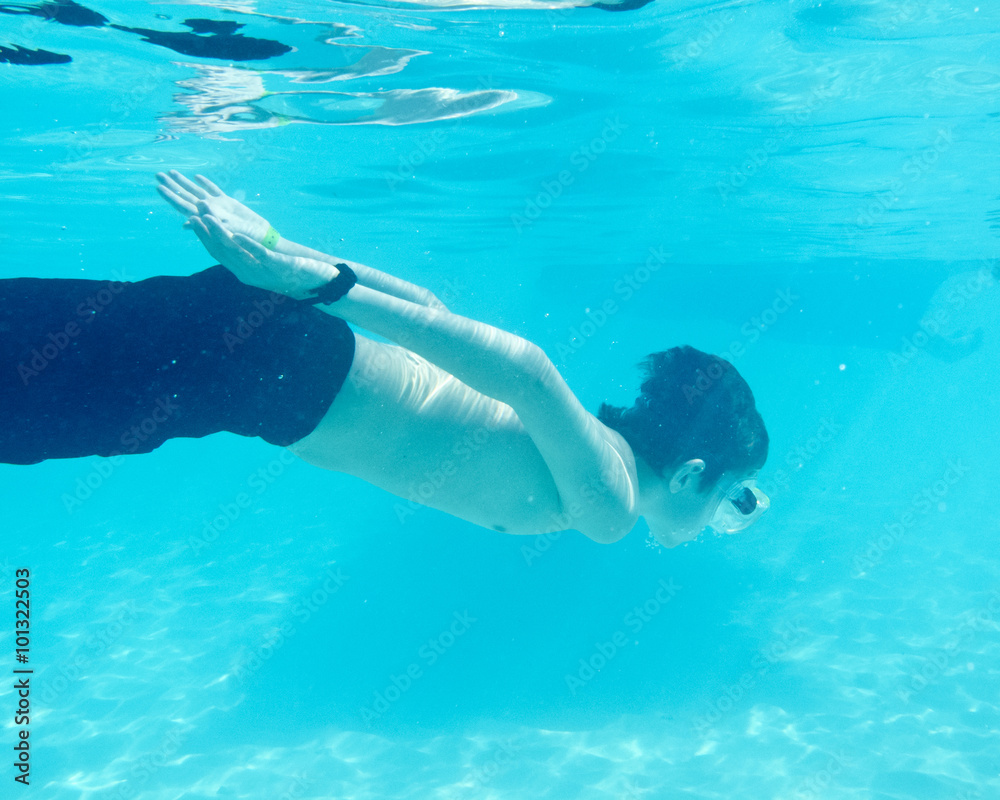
710, 481, 769, 534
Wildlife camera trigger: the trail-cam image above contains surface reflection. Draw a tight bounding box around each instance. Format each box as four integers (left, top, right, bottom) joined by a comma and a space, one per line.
109, 18, 292, 61
167, 60, 520, 134
0, 0, 293, 62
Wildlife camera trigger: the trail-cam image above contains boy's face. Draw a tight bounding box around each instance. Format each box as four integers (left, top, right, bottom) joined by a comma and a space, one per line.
645, 488, 718, 548
638, 460, 715, 547
643, 467, 767, 548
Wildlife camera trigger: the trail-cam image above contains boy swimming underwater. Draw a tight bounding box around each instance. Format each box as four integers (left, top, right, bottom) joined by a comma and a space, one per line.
2, 172, 769, 547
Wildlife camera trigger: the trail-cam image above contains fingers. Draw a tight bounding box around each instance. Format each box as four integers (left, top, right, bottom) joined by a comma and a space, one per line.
233, 233, 268, 259
204, 216, 258, 261
196, 215, 254, 268
188, 217, 213, 250
156, 171, 192, 201
167, 169, 210, 201
203, 214, 235, 242
156, 183, 197, 216
188, 217, 229, 263
157, 171, 225, 207
194, 174, 224, 197
186, 215, 209, 237
156, 171, 202, 210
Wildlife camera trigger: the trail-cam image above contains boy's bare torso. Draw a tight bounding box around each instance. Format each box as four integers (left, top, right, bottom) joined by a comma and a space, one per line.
290, 335, 575, 534
154, 170, 642, 542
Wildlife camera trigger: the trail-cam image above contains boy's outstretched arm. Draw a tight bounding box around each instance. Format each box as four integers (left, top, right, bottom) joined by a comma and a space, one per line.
189, 213, 638, 543
156, 171, 448, 311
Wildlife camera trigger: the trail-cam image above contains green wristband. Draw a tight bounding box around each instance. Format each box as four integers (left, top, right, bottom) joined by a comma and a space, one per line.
260, 225, 280, 250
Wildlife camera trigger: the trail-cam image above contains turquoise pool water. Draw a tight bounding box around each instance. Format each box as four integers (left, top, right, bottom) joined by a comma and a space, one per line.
2, 0, 999, 797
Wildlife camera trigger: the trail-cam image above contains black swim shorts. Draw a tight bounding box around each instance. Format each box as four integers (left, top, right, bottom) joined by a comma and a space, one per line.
0, 265, 355, 464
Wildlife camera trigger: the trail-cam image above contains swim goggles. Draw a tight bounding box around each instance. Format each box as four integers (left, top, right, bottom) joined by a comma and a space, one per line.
709, 478, 770, 534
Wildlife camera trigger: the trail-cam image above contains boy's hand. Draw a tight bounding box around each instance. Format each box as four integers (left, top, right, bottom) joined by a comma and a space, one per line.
188, 214, 336, 299
156, 171, 272, 243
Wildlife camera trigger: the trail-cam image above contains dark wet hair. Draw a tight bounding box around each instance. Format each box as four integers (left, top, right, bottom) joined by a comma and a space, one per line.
597, 346, 768, 490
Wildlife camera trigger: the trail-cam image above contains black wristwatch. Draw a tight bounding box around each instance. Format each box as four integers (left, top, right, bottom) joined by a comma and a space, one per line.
301, 264, 357, 305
